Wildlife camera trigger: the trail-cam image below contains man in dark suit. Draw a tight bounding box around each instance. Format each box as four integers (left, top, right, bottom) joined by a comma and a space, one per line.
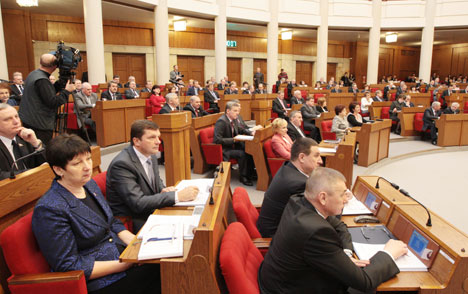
287, 80, 298, 98
301, 96, 321, 142
441, 85, 453, 107
183, 96, 208, 118
214, 101, 255, 186
254, 83, 267, 94
141, 80, 153, 93
159, 93, 181, 114
0, 104, 44, 180
390, 94, 405, 134
422, 101, 442, 145
224, 82, 238, 95
287, 110, 307, 141
123, 76, 140, 88
331, 84, 342, 93
257, 137, 322, 237
124, 81, 140, 99
259, 167, 407, 294
373, 90, 385, 102
217, 79, 228, 90
73, 82, 97, 132
112, 75, 123, 88
204, 83, 220, 113
290, 90, 305, 105
243, 85, 255, 95
107, 120, 199, 232
349, 83, 360, 95
9, 72, 24, 104
187, 80, 203, 96
403, 94, 414, 107
253, 67, 264, 88
383, 81, 396, 100
101, 81, 122, 101
395, 83, 407, 97
443, 102, 460, 114
272, 92, 289, 119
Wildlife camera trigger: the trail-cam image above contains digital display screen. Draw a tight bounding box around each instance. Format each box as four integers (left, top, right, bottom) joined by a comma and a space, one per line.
364, 192, 377, 211
409, 230, 429, 257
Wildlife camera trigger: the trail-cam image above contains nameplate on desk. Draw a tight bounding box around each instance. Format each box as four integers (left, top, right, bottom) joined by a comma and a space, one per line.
234, 135, 254, 141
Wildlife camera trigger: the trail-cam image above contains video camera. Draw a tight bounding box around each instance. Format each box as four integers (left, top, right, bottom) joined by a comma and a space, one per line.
53, 41, 82, 89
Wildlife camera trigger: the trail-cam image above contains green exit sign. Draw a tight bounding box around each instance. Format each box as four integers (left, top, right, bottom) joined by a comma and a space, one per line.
226, 40, 237, 48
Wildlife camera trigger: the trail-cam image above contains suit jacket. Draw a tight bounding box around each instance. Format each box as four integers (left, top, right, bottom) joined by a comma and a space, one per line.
331, 88, 343, 93
287, 122, 306, 142
124, 88, 140, 99
186, 86, 202, 96
272, 98, 288, 119
148, 94, 166, 114
389, 101, 405, 119
32, 179, 128, 292
0, 135, 45, 180
106, 146, 176, 232
373, 95, 385, 102
443, 108, 460, 114
290, 96, 304, 105
9, 84, 23, 103
254, 89, 267, 94
316, 106, 328, 113
224, 88, 238, 95
204, 89, 220, 111
301, 104, 320, 123
213, 114, 251, 154
242, 89, 253, 94
441, 89, 452, 101
141, 87, 151, 93
159, 103, 180, 114
259, 196, 399, 294
271, 133, 293, 160
74, 91, 97, 128
254, 72, 264, 87
183, 104, 208, 118
422, 107, 441, 131
217, 83, 227, 90
404, 102, 415, 108
101, 90, 122, 101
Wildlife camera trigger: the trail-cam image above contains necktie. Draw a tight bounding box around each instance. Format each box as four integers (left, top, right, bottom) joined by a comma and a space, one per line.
146, 158, 155, 191
12, 140, 26, 170
19, 85, 24, 94
230, 121, 236, 137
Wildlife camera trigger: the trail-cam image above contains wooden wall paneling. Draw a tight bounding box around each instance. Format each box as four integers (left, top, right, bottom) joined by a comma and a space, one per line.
227, 34, 267, 53
296, 61, 313, 86
328, 44, 344, 58
399, 48, 420, 79
280, 39, 293, 55
378, 47, 394, 79
30, 13, 48, 41
354, 42, 368, 87
75, 52, 87, 82
327, 63, 337, 82
432, 45, 456, 78
2, 10, 35, 77
103, 26, 153, 46
170, 30, 214, 50
227, 58, 242, 85
47, 21, 86, 43
112, 53, 147, 85
177, 56, 205, 84
292, 40, 316, 56
451, 46, 468, 75
253, 59, 267, 85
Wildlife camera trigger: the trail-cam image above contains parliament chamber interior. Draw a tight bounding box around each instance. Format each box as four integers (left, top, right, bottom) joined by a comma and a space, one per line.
1, 0, 468, 293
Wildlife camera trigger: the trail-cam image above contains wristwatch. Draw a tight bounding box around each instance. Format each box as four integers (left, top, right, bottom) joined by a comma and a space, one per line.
33, 140, 43, 150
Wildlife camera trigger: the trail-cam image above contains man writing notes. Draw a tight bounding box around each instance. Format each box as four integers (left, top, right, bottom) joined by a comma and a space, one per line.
107, 120, 199, 232
259, 167, 408, 294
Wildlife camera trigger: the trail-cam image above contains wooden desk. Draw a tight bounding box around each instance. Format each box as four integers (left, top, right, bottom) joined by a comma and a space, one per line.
398, 107, 425, 136
436, 114, 468, 147
252, 94, 277, 102
409, 93, 431, 107
446, 94, 464, 110
218, 94, 252, 120
291, 104, 302, 111
0, 146, 101, 294
91, 100, 146, 147
244, 126, 274, 191
251, 100, 272, 127
120, 162, 235, 294
356, 120, 391, 167
369, 101, 392, 120
190, 113, 223, 174
320, 132, 356, 188
328, 93, 356, 110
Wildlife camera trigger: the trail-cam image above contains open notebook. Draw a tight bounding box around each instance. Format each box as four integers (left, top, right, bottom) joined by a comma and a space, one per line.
138, 222, 184, 260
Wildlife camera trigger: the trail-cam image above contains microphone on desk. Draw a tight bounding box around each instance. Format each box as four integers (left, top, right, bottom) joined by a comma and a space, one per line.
375, 177, 400, 190
399, 189, 432, 227
209, 166, 221, 205
9, 147, 45, 179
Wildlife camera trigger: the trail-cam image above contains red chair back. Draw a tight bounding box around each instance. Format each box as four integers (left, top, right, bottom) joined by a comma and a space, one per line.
390, 93, 396, 101
464, 102, 468, 114
219, 222, 263, 294
300, 90, 307, 98
92, 171, 107, 198
381, 107, 390, 119
272, 85, 277, 94
414, 112, 424, 131
91, 85, 99, 93
232, 188, 261, 239
321, 120, 337, 140
371, 88, 378, 93
65, 103, 79, 130
284, 87, 288, 98
263, 139, 285, 178
200, 126, 224, 165
314, 93, 324, 103
0, 212, 50, 276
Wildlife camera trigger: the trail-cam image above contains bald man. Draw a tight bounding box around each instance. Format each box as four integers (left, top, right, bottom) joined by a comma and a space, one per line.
19, 53, 75, 145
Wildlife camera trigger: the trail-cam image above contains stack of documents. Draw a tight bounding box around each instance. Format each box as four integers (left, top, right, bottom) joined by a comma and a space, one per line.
342, 196, 372, 215
138, 215, 202, 240
174, 179, 214, 206
318, 147, 337, 154
234, 135, 254, 141
138, 222, 183, 260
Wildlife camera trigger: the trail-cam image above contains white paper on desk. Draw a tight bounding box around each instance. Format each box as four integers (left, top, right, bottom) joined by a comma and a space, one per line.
318, 147, 337, 154
353, 242, 428, 272
137, 215, 201, 240
342, 196, 372, 215
174, 179, 213, 206
138, 223, 183, 260
234, 135, 254, 141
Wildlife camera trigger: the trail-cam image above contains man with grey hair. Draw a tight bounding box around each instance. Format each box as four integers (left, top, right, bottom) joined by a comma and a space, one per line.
183, 95, 208, 118
422, 101, 442, 145
287, 110, 307, 141
443, 102, 460, 114
124, 81, 140, 99
124, 75, 139, 88
10, 72, 24, 104
259, 167, 408, 294
73, 82, 97, 132
214, 101, 255, 186
159, 93, 180, 114
291, 90, 305, 105
101, 81, 122, 101
373, 90, 385, 102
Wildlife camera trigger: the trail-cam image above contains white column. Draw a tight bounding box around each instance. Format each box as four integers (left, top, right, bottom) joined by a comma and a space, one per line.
215, 0, 227, 81
316, 0, 328, 83
155, 0, 170, 85
366, 0, 381, 85
267, 0, 279, 93
419, 0, 436, 83
83, 0, 106, 84
0, 1, 8, 80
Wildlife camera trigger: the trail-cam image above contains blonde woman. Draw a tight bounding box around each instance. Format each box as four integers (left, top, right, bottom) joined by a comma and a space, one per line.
271, 118, 293, 160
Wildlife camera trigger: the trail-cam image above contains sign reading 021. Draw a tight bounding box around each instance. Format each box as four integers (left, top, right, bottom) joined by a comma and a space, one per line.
226, 40, 237, 48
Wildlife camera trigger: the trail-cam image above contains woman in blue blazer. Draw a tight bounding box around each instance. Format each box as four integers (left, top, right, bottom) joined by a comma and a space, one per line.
32, 134, 160, 294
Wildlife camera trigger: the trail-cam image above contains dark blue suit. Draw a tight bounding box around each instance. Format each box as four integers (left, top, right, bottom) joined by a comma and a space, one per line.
32, 179, 127, 292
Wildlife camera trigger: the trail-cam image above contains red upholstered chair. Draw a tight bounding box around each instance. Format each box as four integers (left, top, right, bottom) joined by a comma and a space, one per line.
321, 120, 337, 140
91, 85, 99, 93
263, 139, 286, 178
314, 93, 324, 103
414, 112, 425, 132
219, 222, 264, 294
199, 126, 224, 165
232, 187, 261, 239
145, 99, 153, 118
464, 102, 468, 114
381, 107, 390, 119
390, 93, 396, 101
270, 110, 279, 119
300, 90, 307, 98
0, 212, 87, 294
65, 103, 79, 130
284, 87, 288, 98
371, 88, 378, 93
272, 85, 277, 93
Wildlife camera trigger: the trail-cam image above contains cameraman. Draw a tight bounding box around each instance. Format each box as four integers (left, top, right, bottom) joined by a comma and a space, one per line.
19, 53, 75, 145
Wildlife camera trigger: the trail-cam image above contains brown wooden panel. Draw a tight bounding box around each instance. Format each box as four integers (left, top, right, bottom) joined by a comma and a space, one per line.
170, 30, 214, 50
47, 21, 86, 43
296, 61, 313, 86
75, 52, 87, 82
104, 26, 153, 46
227, 58, 242, 85
177, 56, 205, 84
327, 63, 337, 82
227, 34, 267, 53
112, 53, 147, 85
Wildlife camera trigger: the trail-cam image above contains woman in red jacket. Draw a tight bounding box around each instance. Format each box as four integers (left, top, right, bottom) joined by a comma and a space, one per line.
148, 85, 166, 114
